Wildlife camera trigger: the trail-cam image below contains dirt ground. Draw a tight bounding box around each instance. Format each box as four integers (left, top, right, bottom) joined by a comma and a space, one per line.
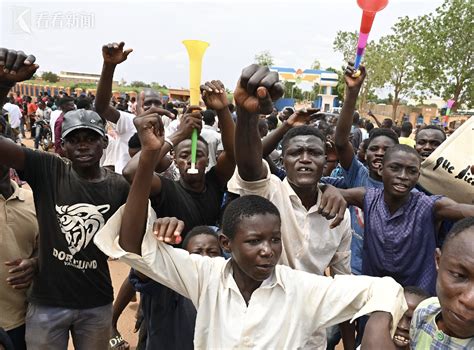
108, 260, 140, 349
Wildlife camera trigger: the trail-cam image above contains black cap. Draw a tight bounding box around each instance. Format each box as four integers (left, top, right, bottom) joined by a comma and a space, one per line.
61, 109, 105, 139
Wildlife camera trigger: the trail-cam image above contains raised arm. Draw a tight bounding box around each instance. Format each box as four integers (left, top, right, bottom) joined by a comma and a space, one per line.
434, 197, 474, 221
335, 64, 366, 170
100, 107, 199, 300
262, 108, 322, 158
95, 42, 133, 123
0, 48, 39, 170
234, 64, 284, 181
367, 110, 382, 128
122, 104, 201, 197
118, 105, 176, 254
200, 80, 235, 185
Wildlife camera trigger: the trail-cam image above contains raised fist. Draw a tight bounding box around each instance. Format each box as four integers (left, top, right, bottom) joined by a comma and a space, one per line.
200, 80, 229, 111
102, 42, 133, 65
0, 48, 39, 85
234, 64, 284, 115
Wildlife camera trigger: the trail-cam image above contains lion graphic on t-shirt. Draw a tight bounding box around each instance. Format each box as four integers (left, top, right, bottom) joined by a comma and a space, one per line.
56, 203, 110, 256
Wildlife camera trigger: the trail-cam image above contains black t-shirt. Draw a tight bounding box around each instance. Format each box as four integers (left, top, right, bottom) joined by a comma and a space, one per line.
151, 167, 225, 236
22, 149, 129, 308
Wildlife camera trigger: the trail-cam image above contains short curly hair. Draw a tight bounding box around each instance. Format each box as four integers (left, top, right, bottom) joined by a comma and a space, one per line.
281, 126, 326, 155
368, 127, 399, 147
222, 195, 280, 240
442, 216, 474, 251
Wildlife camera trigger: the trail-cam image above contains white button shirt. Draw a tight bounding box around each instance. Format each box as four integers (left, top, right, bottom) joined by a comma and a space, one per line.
228, 161, 352, 276
95, 205, 407, 350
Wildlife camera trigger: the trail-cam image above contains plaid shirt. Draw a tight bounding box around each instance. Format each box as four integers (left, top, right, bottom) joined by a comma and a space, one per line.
362, 188, 442, 295
410, 297, 474, 349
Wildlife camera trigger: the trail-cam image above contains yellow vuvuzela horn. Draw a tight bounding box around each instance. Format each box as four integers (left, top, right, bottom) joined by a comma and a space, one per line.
182, 39, 209, 174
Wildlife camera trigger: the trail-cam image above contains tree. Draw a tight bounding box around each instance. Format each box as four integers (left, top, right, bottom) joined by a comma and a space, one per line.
333, 31, 384, 111
413, 0, 473, 110
293, 85, 304, 101
254, 51, 274, 67
41, 71, 59, 83
333, 31, 360, 63
376, 17, 419, 120
281, 81, 302, 100
311, 59, 321, 70
366, 89, 379, 103
283, 81, 294, 98
325, 67, 345, 102
130, 81, 150, 88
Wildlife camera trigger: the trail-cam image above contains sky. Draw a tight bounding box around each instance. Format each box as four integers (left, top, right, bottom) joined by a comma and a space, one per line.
0, 0, 445, 91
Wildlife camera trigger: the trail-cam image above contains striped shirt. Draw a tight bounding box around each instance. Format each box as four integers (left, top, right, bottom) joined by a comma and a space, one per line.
410, 297, 474, 349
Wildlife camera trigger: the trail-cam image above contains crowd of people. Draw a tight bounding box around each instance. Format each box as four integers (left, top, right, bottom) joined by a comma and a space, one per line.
0, 43, 473, 350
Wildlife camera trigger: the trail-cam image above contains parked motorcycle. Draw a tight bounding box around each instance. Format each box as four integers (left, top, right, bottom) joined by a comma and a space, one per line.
34, 119, 52, 151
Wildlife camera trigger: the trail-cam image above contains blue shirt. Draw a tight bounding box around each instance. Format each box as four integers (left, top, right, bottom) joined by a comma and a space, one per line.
362, 188, 442, 295
342, 156, 383, 274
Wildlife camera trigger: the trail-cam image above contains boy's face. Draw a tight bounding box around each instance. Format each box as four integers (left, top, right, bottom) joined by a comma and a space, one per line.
283, 135, 326, 189
379, 151, 420, 197
415, 129, 445, 160
222, 213, 282, 282
435, 229, 474, 339
393, 292, 426, 349
186, 234, 221, 258
62, 129, 107, 168
366, 136, 396, 176
174, 140, 209, 184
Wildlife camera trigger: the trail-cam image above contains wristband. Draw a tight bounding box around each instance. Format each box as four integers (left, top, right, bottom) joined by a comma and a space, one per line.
318, 183, 328, 192
164, 137, 174, 150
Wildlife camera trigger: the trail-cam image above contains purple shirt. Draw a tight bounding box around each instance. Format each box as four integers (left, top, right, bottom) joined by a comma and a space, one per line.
362, 188, 442, 295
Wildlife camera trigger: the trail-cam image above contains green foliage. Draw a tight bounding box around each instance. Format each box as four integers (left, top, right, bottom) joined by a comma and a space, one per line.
332, 0, 473, 114
325, 67, 345, 102
333, 31, 360, 63
282, 81, 304, 101
41, 71, 59, 83
71, 83, 98, 90
293, 86, 304, 101
376, 16, 419, 119
412, 0, 473, 110
333, 31, 382, 110
254, 51, 274, 67
283, 81, 294, 98
311, 59, 321, 70
130, 81, 150, 88
366, 89, 379, 103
